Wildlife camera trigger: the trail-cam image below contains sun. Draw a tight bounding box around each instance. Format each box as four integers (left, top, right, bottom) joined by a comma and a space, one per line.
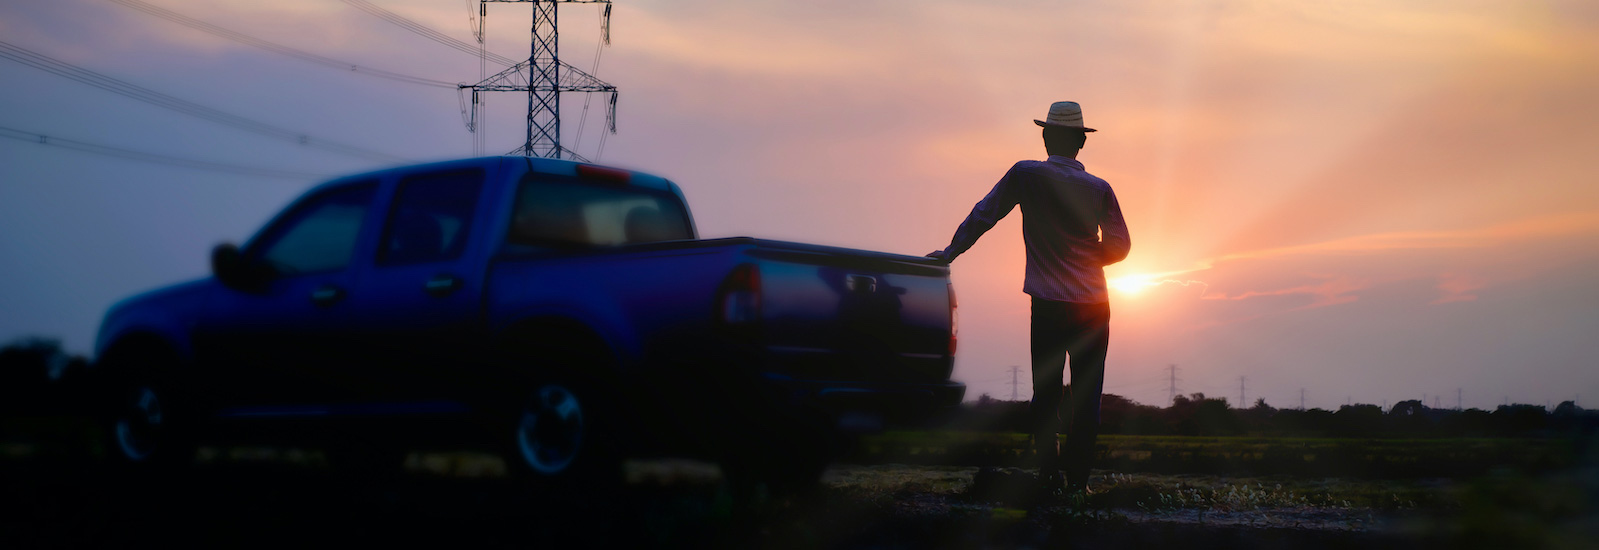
1110, 274, 1160, 296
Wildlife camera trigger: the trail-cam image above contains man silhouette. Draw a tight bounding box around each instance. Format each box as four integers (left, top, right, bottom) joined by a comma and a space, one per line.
928, 101, 1130, 495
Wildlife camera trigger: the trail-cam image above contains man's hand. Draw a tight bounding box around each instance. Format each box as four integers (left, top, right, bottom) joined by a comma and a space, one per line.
926, 249, 950, 264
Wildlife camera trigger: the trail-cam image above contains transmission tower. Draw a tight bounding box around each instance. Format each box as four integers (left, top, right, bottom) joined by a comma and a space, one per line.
464, 0, 617, 160
1166, 364, 1180, 405
1009, 366, 1022, 401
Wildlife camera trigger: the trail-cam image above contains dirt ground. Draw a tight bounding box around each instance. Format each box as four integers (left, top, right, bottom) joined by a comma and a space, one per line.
4, 441, 1593, 549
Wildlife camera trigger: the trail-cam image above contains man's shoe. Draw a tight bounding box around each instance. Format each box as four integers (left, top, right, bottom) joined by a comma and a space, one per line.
1066, 474, 1090, 495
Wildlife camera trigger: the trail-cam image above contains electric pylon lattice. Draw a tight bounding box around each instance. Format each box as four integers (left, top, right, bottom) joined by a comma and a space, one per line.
463, 0, 616, 160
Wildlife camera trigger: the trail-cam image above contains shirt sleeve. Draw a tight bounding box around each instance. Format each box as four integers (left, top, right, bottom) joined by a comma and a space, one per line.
943, 164, 1022, 261
1099, 187, 1131, 265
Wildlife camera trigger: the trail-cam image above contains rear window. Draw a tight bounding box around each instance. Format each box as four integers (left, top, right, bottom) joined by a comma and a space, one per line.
508, 178, 692, 247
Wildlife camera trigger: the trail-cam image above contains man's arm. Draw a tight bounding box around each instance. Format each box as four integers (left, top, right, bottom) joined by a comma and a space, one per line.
1099, 187, 1131, 265
929, 166, 1022, 263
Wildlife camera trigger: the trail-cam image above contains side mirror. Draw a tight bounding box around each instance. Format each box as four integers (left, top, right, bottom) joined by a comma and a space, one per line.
211, 243, 264, 291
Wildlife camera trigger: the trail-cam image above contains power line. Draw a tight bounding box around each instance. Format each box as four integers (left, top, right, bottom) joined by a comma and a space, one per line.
344, 0, 618, 157
463, 0, 484, 44
0, 40, 407, 163
572, 6, 610, 153
0, 125, 326, 179
342, 0, 521, 67
470, 0, 488, 155
107, 0, 457, 89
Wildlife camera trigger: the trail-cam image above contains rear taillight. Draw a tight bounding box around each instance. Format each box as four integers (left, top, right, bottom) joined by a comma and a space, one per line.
948, 283, 958, 356
717, 264, 762, 326
576, 164, 632, 185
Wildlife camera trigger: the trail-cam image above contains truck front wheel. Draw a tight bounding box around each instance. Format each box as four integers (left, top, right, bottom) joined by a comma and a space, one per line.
105, 378, 195, 468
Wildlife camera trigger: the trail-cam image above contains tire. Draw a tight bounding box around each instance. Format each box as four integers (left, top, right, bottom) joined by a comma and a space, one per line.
104, 378, 195, 468
504, 375, 621, 488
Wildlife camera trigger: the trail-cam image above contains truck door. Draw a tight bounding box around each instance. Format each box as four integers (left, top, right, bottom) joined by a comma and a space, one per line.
194, 182, 378, 411
338, 168, 488, 408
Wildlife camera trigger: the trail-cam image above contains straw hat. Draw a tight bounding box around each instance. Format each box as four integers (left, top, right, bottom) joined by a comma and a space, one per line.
1034, 101, 1096, 132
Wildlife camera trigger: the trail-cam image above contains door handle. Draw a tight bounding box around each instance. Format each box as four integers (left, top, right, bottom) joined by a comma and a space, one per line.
424, 275, 462, 297
310, 285, 345, 307
845, 274, 877, 294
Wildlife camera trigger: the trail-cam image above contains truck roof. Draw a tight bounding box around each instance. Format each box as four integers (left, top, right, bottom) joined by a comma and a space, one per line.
314, 156, 680, 194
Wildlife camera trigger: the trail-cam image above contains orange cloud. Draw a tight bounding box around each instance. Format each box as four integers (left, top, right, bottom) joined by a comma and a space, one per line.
1174, 274, 1370, 332
1159, 210, 1599, 280
1202, 274, 1368, 311
1432, 273, 1487, 305
1128, 212, 1599, 328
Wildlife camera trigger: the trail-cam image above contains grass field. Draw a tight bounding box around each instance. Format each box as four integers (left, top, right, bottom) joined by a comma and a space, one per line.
849, 431, 1592, 477
2, 420, 1596, 548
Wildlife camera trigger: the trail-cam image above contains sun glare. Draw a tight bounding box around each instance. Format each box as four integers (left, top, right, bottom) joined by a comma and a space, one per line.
1111, 274, 1160, 296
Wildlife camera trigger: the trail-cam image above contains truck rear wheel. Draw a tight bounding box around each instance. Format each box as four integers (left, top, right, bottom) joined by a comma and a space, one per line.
504, 374, 621, 489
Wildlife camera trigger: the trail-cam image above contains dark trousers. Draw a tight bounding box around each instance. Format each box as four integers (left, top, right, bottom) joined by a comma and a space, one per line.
1030, 298, 1110, 487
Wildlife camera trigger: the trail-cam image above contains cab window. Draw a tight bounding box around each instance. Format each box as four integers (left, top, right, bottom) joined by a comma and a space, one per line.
378, 169, 485, 265
251, 183, 377, 275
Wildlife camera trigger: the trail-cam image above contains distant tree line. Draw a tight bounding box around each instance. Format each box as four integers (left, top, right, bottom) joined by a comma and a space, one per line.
948, 391, 1599, 439
0, 337, 91, 414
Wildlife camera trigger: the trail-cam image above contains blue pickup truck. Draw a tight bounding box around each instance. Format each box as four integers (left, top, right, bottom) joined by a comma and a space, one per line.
93, 156, 963, 484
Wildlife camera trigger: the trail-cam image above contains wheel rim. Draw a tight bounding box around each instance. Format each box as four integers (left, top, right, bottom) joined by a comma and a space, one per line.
515, 384, 585, 475
114, 386, 163, 462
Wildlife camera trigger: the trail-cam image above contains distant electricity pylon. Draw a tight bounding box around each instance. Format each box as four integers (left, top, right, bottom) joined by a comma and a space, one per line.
463, 0, 618, 160
1167, 364, 1180, 405
1009, 366, 1022, 401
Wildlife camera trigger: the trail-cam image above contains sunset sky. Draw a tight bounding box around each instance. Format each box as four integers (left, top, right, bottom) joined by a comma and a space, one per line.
2, 0, 1595, 410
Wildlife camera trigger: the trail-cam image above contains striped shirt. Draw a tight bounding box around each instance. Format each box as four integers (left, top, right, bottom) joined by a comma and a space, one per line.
940, 155, 1130, 303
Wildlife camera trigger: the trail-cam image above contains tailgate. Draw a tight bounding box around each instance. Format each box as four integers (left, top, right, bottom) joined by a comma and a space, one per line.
746, 240, 954, 384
